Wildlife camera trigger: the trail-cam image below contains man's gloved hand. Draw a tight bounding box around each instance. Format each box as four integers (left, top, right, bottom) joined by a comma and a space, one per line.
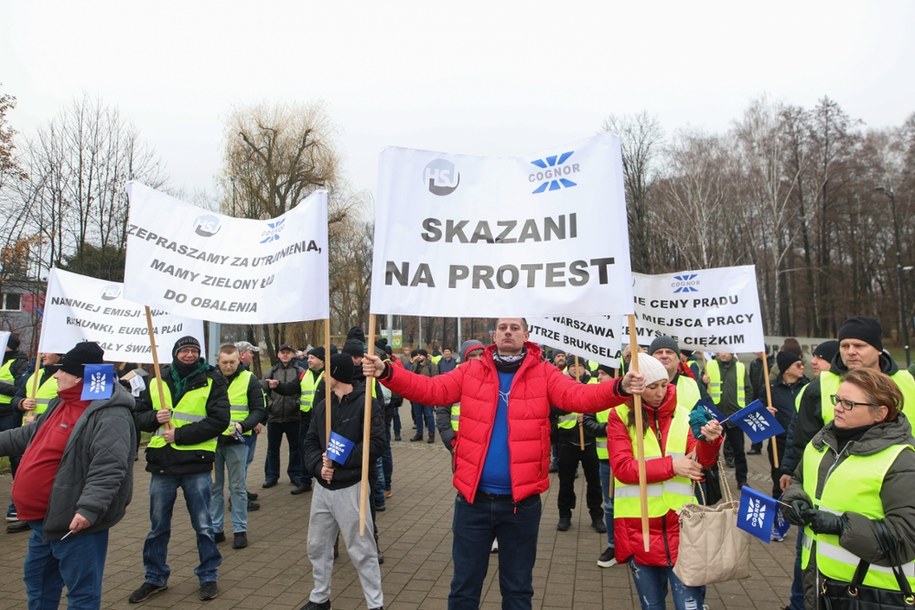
785, 498, 813, 526
803, 509, 848, 535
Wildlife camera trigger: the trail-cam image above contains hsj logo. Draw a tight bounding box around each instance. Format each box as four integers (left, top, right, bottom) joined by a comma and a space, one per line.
672, 274, 700, 293
100, 285, 122, 301
529, 151, 580, 194
260, 218, 286, 244
194, 215, 222, 237
424, 159, 460, 196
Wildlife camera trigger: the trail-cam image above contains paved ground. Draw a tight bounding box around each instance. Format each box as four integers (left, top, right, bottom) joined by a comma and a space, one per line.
0, 431, 796, 609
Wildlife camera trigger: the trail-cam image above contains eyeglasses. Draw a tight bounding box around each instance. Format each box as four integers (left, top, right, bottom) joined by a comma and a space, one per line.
830, 394, 877, 410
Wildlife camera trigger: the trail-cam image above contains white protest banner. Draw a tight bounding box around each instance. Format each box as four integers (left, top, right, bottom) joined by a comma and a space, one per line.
123, 182, 329, 323
39, 268, 205, 363
628, 265, 765, 352
528, 315, 623, 367
0, 331, 9, 356
370, 133, 633, 317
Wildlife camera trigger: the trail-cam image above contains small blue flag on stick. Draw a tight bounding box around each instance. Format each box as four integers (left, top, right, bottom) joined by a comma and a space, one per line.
327, 431, 355, 465
697, 399, 726, 422
81, 364, 115, 400
737, 485, 779, 543
773, 505, 792, 540
725, 399, 784, 444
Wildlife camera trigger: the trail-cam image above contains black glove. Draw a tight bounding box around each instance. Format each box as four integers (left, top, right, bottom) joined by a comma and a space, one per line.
803, 509, 847, 535
785, 498, 813, 526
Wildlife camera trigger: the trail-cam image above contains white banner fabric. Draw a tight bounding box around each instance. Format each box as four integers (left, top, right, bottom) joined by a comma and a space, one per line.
39, 268, 206, 363
370, 133, 633, 317
123, 182, 329, 323
528, 315, 623, 367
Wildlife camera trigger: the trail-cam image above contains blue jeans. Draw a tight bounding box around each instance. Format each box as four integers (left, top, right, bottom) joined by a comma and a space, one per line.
24, 520, 108, 610
598, 461, 615, 547
265, 420, 304, 484
381, 416, 393, 491
449, 492, 541, 610
629, 560, 705, 610
143, 472, 221, 586
391, 405, 402, 436
245, 434, 257, 468
373, 458, 386, 508
211, 442, 248, 534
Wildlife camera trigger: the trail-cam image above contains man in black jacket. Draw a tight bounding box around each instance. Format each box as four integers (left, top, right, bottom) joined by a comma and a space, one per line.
263, 343, 307, 492
0, 333, 29, 524
301, 354, 385, 610
129, 336, 230, 604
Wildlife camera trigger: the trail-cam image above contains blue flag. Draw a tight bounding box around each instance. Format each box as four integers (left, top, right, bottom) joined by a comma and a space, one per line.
725, 399, 784, 444
772, 505, 792, 541
81, 364, 115, 400
327, 431, 355, 465
737, 485, 778, 543
697, 398, 726, 422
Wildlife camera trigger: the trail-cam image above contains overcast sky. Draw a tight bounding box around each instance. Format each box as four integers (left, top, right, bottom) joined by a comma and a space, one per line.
2, 0, 913, 205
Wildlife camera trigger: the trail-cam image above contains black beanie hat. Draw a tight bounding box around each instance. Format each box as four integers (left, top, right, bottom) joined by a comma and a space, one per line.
814, 340, 840, 363
342, 339, 364, 358
6, 333, 20, 352
329, 353, 355, 384
55, 341, 105, 377
837, 316, 883, 351
776, 350, 802, 375
172, 336, 201, 359
308, 346, 326, 361
346, 326, 366, 344
597, 364, 615, 377
649, 335, 681, 357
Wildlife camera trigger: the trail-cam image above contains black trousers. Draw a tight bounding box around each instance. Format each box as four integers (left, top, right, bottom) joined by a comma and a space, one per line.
557, 440, 602, 519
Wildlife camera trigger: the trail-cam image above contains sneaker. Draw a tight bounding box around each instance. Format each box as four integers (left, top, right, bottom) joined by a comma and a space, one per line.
6, 521, 29, 534
771, 531, 785, 542
491, 539, 499, 553
214, 531, 226, 544
199, 581, 218, 601
597, 546, 618, 568
291, 483, 312, 495
5, 507, 16, 522
591, 518, 607, 534
557, 517, 571, 531
375, 503, 386, 512
384, 489, 393, 498
247, 501, 261, 511
128, 582, 168, 603
233, 532, 248, 549
301, 600, 331, 610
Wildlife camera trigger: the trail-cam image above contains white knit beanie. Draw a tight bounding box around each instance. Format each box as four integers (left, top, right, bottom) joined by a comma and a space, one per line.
637, 353, 669, 386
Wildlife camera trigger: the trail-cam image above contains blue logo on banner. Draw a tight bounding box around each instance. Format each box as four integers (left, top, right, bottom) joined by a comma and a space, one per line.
81, 364, 115, 400
737, 486, 778, 543
725, 399, 785, 444
259, 218, 286, 243
672, 274, 699, 293
327, 431, 355, 464
529, 151, 579, 194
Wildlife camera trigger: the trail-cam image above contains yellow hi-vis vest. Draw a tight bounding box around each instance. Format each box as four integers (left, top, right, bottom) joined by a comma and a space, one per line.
0, 360, 16, 406
224, 370, 254, 437
558, 377, 598, 429
676, 376, 701, 411
613, 404, 694, 517
801, 440, 915, 591
148, 378, 217, 453
300, 370, 323, 413
595, 408, 611, 460
818, 370, 915, 424
23, 370, 58, 423
706, 359, 746, 407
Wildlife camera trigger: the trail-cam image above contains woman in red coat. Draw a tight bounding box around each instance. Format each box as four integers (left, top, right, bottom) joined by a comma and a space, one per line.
608, 353, 723, 610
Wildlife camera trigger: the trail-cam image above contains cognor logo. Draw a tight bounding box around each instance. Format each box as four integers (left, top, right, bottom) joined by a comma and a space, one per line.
194, 215, 222, 237
100, 285, 122, 301
529, 151, 579, 194
424, 159, 461, 196
259, 218, 286, 244
671, 274, 699, 294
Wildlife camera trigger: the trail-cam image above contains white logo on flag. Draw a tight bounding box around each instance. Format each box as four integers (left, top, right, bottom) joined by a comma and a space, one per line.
746, 498, 767, 528
89, 372, 108, 394
747, 412, 769, 432
329, 438, 345, 455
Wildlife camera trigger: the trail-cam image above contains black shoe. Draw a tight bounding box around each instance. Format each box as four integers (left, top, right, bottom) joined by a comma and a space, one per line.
747, 448, 762, 455
375, 504, 386, 512
6, 520, 30, 534
377, 550, 384, 564
291, 484, 312, 495
199, 581, 218, 601
214, 531, 226, 544
725, 459, 735, 468
549, 460, 559, 473
557, 517, 571, 531
247, 491, 259, 501
262, 479, 278, 488
409, 434, 423, 442
427, 434, 434, 443
129, 582, 168, 604
394, 434, 402, 441
597, 546, 618, 568
247, 501, 260, 511
301, 599, 331, 610
591, 518, 607, 534
233, 532, 248, 549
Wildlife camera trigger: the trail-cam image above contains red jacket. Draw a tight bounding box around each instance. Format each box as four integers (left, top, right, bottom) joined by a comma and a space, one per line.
608, 383, 722, 566
381, 342, 630, 502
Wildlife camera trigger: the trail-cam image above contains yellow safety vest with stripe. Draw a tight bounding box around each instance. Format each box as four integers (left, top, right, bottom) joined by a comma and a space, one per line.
676, 375, 701, 411
300, 370, 323, 413
706, 359, 746, 406
801, 441, 915, 591
23, 370, 58, 423
818, 370, 915, 424
148, 378, 218, 452
0, 360, 16, 406
224, 370, 255, 437
558, 377, 599, 429
595, 408, 611, 459
613, 403, 694, 517
450, 361, 468, 431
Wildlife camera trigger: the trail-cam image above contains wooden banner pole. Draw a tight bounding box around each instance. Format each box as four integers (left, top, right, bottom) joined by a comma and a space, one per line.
628, 315, 651, 552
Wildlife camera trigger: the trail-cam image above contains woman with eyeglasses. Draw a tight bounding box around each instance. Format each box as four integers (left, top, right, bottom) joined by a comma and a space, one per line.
782, 367, 915, 609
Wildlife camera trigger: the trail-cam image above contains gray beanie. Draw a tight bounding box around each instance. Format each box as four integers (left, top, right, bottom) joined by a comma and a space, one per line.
649, 336, 680, 357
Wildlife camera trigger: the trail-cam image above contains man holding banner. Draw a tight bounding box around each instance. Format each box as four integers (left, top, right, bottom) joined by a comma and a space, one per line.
364, 318, 644, 609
